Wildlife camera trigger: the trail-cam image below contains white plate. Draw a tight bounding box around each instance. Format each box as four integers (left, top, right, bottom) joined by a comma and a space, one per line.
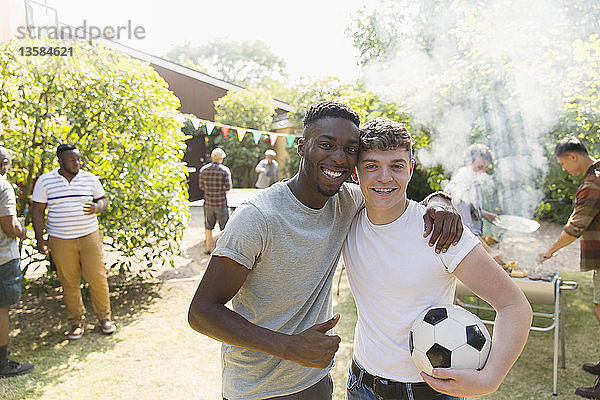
492, 214, 540, 233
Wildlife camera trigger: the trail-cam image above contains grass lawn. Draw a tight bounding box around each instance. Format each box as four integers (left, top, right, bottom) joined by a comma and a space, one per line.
0, 266, 597, 399
331, 269, 597, 400
0, 277, 222, 400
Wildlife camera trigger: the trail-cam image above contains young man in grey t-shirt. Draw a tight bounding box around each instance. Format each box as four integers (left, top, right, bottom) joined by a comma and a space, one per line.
188, 101, 463, 400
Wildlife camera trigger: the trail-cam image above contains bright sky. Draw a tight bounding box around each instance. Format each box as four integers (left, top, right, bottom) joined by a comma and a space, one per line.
45, 0, 369, 83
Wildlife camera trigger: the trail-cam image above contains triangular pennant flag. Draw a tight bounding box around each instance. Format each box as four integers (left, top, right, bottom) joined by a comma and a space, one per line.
269, 133, 278, 146
237, 128, 246, 141
205, 121, 216, 135
286, 134, 296, 147
252, 131, 262, 144
191, 117, 200, 130
221, 125, 230, 138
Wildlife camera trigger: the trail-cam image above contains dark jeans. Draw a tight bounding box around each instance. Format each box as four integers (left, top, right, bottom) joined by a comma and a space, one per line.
347, 365, 462, 400
0, 258, 22, 308
224, 374, 333, 400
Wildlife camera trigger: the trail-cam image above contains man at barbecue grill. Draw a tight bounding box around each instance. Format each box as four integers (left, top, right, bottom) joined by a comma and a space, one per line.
445, 143, 505, 266
537, 137, 600, 399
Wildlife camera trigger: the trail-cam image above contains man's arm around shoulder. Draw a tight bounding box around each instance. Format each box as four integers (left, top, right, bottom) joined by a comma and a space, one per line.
188, 255, 340, 368
421, 191, 464, 253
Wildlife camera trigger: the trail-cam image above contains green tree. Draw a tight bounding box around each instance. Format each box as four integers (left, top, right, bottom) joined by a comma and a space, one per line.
537, 34, 600, 222
212, 88, 278, 188
0, 38, 189, 277
348, 0, 600, 217
165, 40, 290, 93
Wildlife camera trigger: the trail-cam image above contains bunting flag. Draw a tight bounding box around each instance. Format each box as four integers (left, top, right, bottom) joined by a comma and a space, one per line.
287, 134, 296, 147
205, 121, 216, 135
269, 133, 278, 146
183, 117, 302, 148
174, 113, 187, 125
252, 130, 262, 144
221, 126, 230, 138
237, 128, 246, 142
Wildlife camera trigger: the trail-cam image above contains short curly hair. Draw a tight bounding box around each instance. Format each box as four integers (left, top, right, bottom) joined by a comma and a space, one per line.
359, 117, 414, 156
56, 143, 78, 159
303, 100, 361, 130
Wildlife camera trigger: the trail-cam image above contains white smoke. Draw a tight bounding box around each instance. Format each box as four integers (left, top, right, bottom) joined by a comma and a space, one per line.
360, 0, 579, 217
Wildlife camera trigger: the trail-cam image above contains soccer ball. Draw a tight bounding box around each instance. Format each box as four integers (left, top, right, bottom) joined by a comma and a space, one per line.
409, 304, 491, 377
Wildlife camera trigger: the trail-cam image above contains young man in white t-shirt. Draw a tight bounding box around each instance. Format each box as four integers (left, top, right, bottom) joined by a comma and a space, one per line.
342, 118, 532, 400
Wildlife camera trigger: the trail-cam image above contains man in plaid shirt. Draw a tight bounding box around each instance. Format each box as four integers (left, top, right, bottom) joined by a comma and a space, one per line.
199, 148, 232, 255
537, 137, 600, 399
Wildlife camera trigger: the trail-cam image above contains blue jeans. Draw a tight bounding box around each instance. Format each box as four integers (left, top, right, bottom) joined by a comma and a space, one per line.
0, 258, 22, 308
346, 366, 463, 400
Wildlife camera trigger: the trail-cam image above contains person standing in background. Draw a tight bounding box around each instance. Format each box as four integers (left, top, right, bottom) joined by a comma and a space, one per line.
0, 146, 34, 377
255, 149, 279, 189
445, 143, 505, 265
536, 137, 600, 399
32, 144, 115, 340
198, 148, 232, 255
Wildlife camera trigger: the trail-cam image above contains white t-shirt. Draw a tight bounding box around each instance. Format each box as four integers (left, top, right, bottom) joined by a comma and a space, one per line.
342, 200, 480, 382
32, 168, 105, 239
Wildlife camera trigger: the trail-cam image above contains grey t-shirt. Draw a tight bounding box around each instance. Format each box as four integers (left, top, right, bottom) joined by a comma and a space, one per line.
213, 181, 363, 400
0, 176, 19, 265
255, 159, 279, 189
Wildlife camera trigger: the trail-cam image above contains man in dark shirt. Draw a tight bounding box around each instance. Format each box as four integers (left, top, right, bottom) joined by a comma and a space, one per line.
537, 137, 600, 399
198, 148, 232, 255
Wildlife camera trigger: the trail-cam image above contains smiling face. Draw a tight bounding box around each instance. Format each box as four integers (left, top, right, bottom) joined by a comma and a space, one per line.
355, 147, 414, 225
296, 117, 360, 207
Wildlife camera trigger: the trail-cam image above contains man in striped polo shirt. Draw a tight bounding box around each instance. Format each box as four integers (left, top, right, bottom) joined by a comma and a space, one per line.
198, 148, 232, 255
537, 137, 600, 399
32, 144, 115, 340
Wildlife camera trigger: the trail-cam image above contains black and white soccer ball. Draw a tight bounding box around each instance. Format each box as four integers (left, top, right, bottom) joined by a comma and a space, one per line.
409, 304, 491, 377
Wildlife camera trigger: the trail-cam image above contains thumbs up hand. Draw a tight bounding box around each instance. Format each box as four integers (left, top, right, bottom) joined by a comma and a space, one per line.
282, 314, 341, 368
